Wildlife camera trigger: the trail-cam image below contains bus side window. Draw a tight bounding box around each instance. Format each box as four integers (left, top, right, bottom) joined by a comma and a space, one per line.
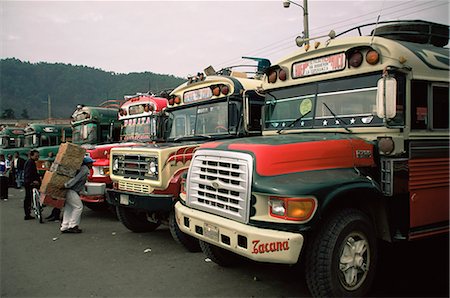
432, 85, 449, 129
41, 135, 49, 147
410, 81, 428, 130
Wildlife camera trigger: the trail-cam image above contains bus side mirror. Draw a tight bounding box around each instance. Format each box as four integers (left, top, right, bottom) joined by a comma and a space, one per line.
244, 92, 263, 133
376, 77, 397, 119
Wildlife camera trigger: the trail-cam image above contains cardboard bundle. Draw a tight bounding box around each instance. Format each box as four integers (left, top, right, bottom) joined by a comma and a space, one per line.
39, 142, 86, 208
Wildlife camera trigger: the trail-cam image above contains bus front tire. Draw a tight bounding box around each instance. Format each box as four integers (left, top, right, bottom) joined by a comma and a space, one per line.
199, 240, 241, 267
116, 206, 160, 232
305, 208, 377, 297
169, 211, 201, 252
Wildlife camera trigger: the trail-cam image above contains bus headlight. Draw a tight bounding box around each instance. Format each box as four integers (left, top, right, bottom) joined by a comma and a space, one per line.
146, 157, 159, 179
269, 196, 317, 222
112, 158, 119, 171
99, 166, 110, 176
149, 161, 157, 174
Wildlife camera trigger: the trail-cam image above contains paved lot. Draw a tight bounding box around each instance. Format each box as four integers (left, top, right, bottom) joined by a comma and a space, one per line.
1, 187, 448, 297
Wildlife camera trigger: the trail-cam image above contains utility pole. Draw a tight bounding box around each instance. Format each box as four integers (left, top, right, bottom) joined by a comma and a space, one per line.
47, 94, 51, 122
283, 0, 309, 44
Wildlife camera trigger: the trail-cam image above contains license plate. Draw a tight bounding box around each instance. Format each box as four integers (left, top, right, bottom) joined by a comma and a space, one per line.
119, 194, 129, 205
204, 223, 219, 242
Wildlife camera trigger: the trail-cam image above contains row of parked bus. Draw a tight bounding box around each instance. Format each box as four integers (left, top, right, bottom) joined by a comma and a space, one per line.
2, 19, 448, 297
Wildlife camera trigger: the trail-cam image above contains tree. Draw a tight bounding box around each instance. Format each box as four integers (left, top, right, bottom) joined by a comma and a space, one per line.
21, 108, 30, 119
1, 108, 15, 119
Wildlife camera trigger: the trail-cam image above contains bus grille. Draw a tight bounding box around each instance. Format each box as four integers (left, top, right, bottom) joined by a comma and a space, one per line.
119, 181, 150, 193
187, 150, 253, 223
114, 154, 158, 181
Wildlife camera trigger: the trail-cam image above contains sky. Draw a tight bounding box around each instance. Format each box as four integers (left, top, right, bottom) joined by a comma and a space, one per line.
1, 0, 449, 78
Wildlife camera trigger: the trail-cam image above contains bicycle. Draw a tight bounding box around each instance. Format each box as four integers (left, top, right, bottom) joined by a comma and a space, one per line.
31, 188, 44, 223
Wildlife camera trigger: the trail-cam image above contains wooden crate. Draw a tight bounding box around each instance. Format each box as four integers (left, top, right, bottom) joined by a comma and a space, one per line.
39, 143, 86, 206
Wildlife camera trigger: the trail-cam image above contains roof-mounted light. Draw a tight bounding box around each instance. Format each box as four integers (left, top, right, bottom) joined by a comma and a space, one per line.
220, 85, 229, 95
349, 51, 363, 68
366, 49, 380, 65
279, 69, 287, 81
212, 85, 221, 96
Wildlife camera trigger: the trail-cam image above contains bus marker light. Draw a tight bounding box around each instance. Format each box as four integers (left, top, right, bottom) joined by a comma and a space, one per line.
168, 98, 174, 105
174, 96, 181, 104
349, 51, 363, 67
221, 85, 229, 95
268, 71, 277, 83
212, 86, 221, 96
366, 50, 379, 65
279, 69, 287, 81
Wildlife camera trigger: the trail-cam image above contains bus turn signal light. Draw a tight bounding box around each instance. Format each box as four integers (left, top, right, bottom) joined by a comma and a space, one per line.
269, 196, 317, 221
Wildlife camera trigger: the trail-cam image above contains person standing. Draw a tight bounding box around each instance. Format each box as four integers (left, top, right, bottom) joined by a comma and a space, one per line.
6, 154, 14, 187
13, 151, 25, 189
23, 150, 40, 220
0, 154, 8, 201
60, 156, 95, 233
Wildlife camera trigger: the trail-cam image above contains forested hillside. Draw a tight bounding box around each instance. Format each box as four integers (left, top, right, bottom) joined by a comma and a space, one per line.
0, 58, 186, 119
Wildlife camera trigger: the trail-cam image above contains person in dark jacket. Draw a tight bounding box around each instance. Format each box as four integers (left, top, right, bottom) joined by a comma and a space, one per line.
60, 156, 95, 233
23, 150, 40, 220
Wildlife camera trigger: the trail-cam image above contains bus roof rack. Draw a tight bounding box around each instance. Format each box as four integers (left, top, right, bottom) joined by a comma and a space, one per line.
336, 20, 449, 47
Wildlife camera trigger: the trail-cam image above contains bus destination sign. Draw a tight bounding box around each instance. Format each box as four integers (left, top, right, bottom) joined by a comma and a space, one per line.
184, 87, 213, 104
293, 52, 346, 78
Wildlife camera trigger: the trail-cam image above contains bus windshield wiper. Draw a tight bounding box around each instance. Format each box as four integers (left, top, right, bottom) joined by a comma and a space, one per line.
173, 135, 212, 142
277, 110, 311, 134
322, 103, 352, 133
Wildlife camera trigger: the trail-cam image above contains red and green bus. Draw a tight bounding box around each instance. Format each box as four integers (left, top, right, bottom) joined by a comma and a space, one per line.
175, 20, 449, 296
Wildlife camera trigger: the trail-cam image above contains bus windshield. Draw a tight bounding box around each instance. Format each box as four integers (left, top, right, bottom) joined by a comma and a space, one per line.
24, 134, 38, 147
72, 123, 97, 144
265, 74, 386, 131
24, 133, 60, 147
168, 101, 236, 140
120, 116, 157, 142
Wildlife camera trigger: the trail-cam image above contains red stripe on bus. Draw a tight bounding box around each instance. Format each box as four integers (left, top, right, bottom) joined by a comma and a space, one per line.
228, 139, 374, 176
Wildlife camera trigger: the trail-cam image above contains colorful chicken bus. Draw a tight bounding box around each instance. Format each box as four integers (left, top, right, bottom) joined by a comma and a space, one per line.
71, 105, 121, 146
107, 62, 268, 251
81, 94, 168, 211
24, 123, 72, 175
175, 20, 449, 296
0, 127, 27, 159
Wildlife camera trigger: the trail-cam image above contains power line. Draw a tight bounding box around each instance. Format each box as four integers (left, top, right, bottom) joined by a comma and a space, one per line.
214, 0, 445, 69
262, 1, 449, 60
214, 0, 419, 68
